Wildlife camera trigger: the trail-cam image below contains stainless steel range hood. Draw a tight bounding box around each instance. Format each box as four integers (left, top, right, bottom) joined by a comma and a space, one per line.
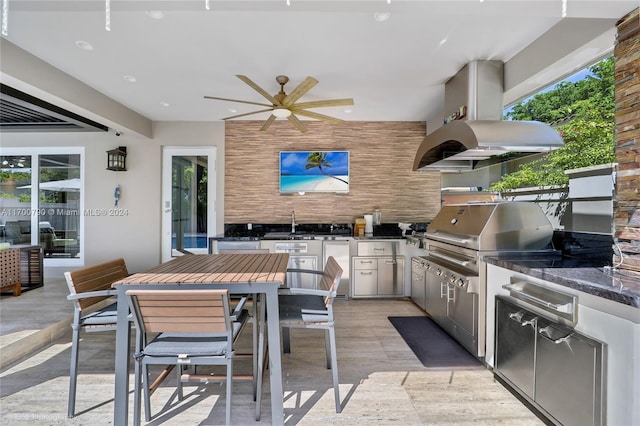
413, 61, 564, 172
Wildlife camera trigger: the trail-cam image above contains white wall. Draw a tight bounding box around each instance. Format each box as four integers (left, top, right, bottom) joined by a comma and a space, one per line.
1, 121, 225, 276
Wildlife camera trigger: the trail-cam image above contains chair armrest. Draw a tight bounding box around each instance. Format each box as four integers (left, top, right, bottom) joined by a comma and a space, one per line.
285, 288, 331, 297
67, 289, 118, 301
286, 268, 324, 276
301, 308, 330, 315
229, 296, 248, 321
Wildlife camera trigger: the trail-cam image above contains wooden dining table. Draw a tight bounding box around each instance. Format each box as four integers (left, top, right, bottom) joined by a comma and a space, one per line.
111, 253, 289, 425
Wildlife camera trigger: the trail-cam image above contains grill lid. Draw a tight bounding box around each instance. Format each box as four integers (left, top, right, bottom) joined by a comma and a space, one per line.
426, 202, 553, 251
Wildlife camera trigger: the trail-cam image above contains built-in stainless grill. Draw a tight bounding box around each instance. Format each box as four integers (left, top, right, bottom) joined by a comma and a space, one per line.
422, 201, 554, 358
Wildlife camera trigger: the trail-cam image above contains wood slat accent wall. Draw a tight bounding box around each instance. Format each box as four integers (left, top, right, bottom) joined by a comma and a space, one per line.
224, 121, 441, 224
614, 7, 640, 272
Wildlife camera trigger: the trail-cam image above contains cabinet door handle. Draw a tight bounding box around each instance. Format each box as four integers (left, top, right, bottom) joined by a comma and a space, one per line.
440, 281, 447, 298
360, 271, 373, 276
447, 284, 455, 302
508, 311, 524, 322
538, 326, 574, 344
508, 311, 537, 328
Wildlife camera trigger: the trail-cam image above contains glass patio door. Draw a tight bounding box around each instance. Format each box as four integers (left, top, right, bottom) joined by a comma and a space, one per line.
161, 147, 216, 262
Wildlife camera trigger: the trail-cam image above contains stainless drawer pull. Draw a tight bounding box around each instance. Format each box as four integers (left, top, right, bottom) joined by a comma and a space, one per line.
360, 271, 373, 276
503, 282, 574, 315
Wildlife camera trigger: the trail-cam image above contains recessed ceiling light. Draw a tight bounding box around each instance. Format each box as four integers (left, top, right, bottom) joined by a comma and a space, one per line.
145, 11, 164, 19
159, 101, 170, 107
439, 38, 447, 46
228, 108, 237, 113
374, 12, 391, 22
123, 75, 137, 83
343, 108, 353, 114
75, 40, 93, 51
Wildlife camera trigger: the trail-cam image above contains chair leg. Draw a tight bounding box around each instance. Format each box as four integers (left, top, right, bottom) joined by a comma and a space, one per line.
177, 365, 184, 401
133, 358, 142, 426
67, 326, 80, 418
328, 326, 341, 413
143, 363, 152, 422
226, 358, 233, 426
282, 327, 291, 353
255, 295, 267, 421
324, 329, 332, 369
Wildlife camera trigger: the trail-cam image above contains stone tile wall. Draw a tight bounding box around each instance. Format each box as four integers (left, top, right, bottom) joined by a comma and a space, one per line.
224, 120, 441, 224
614, 8, 640, 272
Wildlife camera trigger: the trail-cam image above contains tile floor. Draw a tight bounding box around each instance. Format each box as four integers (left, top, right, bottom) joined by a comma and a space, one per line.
0, 278, 543, 425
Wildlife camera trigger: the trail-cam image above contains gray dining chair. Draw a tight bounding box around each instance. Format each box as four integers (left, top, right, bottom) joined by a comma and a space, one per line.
278, 256, 344, 413
64, 258, 130, 418
127, 289, 249, 426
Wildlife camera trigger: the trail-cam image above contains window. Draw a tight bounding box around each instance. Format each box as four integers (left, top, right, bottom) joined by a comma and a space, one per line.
0, 148, 84, 266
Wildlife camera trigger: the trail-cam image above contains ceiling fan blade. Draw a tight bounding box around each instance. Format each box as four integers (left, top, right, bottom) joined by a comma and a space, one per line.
292, 109, 344, 124
291, 98, 354, 109
204, 96, 272, 108
282, 76, 318, 107
260, 115, 277, 131
236, 75, 281, 106
222, 108, 274, 120
287, 114, 308, 133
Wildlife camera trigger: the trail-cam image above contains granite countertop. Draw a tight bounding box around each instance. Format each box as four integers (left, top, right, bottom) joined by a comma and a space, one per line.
484, 254, 640, 309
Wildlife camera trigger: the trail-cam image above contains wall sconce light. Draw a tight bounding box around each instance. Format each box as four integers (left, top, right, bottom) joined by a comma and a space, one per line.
106, 146, 127, 171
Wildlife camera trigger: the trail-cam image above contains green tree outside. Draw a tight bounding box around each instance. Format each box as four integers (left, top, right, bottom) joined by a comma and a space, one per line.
490, 57, 615, 191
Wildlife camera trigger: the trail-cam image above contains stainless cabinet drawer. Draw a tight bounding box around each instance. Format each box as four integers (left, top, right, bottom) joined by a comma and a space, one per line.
353, 257, 377, 270
357, 241, 399, 256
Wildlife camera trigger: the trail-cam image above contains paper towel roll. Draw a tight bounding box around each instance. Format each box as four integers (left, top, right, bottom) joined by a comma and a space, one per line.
364, 214, 373, 234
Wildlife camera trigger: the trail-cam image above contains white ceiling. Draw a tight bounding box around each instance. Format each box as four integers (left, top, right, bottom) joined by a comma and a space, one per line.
2, 1, 638, 131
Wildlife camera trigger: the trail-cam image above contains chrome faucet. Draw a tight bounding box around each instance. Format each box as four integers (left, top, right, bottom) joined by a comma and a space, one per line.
291, 210, 296, 233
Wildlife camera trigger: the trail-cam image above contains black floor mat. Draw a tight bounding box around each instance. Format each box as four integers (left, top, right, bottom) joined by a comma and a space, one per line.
388, 316, 483, 368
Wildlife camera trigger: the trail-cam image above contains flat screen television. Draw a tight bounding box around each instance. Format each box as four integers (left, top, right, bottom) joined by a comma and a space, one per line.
279, 151, 349, 194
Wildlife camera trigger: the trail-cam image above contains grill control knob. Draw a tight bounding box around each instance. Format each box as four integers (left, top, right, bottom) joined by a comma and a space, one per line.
457, 278, 465, 286
436, 269, 442, 276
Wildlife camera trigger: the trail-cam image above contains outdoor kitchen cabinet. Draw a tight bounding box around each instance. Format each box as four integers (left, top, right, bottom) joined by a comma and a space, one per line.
495, 296, 606, 426
352, 240, 404, 298
352, 256, 404, 297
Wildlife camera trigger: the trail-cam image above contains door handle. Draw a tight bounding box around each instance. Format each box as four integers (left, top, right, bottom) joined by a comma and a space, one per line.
538, 326, 574, 344
447, 284, 455, 303
508, 311, 524, 322
508, 311, 537, 328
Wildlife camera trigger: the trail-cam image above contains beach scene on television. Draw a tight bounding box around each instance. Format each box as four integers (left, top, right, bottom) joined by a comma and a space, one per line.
280, 151, 349, 193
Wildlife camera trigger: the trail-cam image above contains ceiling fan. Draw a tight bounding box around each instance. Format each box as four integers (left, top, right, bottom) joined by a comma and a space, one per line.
204, 75, 354, 133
